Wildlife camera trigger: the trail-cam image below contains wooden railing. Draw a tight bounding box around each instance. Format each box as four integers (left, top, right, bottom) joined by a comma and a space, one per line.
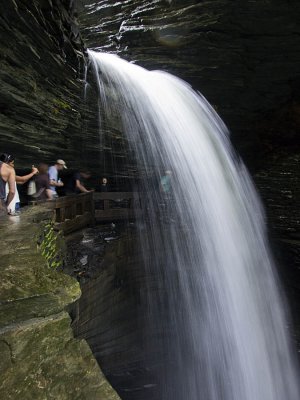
94, 192, 141, 222
32, 192, 141, 234
46, 192, 95, 234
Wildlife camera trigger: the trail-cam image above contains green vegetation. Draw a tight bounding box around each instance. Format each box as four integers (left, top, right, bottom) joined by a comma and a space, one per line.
38, 221, 65, 269
53, 98, 72, 111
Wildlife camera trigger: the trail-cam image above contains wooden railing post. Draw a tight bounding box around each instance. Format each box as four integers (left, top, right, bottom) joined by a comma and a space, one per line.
103, 199, 110, 210
30, 193, 93, 234
89, 192, 95, 226
72, 201, 77, 219
57, 201, 65, 223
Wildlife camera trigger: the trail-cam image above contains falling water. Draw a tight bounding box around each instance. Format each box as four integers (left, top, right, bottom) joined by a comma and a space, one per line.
88, 50, 299, 400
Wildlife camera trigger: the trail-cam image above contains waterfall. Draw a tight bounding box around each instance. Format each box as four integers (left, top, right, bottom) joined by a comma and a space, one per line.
88, 50, 299, 400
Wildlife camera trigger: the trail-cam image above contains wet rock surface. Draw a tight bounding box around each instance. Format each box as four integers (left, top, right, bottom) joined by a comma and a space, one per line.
0, 207, 120, 400
0, 207, 79, 327
254, 153, 300, 350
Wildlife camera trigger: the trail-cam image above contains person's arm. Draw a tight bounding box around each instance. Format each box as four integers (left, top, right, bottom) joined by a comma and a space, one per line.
75, 179, 90, 193
49, 174, 64, 187
49, 167, 63, 187
6, 168, 16, 207
16, 166, 39, 184
49, 179, 64, 187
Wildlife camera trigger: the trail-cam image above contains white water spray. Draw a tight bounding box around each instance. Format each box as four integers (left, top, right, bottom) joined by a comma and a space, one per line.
88, 50, 299, 400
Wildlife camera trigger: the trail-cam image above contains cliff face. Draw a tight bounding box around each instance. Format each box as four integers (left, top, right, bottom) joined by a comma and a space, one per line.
78, 0, 300, 163
0, 0, 86, 169
1, 0, 299, 171
2, 0, 299, 171
0, 208, 119, 399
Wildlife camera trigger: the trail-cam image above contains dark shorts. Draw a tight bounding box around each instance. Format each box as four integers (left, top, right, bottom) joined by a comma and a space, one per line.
0, 199, 7, 216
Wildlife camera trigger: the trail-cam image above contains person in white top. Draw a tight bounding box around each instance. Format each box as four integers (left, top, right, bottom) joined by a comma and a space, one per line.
0, 154, 38, 215
0, 158, 15, 216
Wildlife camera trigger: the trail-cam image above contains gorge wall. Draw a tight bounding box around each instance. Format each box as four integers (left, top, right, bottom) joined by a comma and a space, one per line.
0, 2, 120, 398
78, 0, 300, 165
0, 0, 87, 170
2, 0, 299, 174
0, 2, 299, 398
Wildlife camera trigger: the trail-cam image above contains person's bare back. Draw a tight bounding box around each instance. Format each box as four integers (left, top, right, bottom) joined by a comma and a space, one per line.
0, 162, 16, 213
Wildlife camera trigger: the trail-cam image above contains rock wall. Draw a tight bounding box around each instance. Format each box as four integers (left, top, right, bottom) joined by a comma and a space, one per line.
254, 153, 300, 348
78, 0, 300, 164
0, 0, 86, 170
0, 207, 119, 400
1, 0, 299, 173
2, 0, 299, 175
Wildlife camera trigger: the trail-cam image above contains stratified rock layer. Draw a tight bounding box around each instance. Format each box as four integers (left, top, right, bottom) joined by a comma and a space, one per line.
0, 0, 86, 169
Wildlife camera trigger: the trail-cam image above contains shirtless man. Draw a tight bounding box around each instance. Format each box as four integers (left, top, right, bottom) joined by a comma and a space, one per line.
0, 158, 15, 216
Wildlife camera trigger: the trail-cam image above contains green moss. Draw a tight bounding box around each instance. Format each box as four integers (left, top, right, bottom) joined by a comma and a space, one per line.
53, 98, 72, 111
37, 221, 65, 270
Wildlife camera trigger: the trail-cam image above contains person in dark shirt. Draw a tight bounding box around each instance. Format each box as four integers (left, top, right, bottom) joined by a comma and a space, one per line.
66, 170, 92, 194
32, 163, 52, 201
